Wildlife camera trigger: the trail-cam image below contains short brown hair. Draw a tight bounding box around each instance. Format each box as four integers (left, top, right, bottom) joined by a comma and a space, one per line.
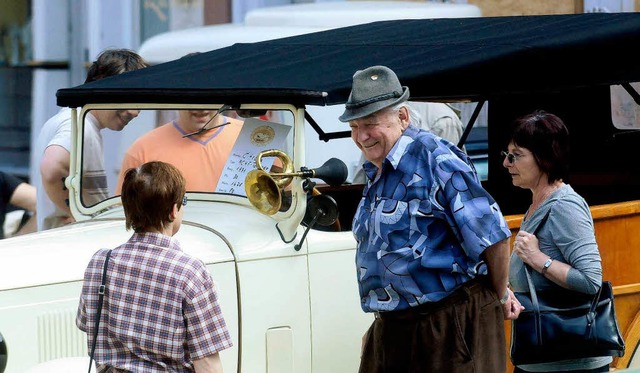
508, 110, 570, 184
85, 48, 148, 83
121, 161, 186, 233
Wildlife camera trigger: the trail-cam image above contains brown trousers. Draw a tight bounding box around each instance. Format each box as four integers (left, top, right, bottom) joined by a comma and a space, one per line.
359, 277, 506, 373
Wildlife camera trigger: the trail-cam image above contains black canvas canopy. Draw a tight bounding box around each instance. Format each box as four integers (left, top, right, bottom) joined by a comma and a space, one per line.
57, 12, 640, 108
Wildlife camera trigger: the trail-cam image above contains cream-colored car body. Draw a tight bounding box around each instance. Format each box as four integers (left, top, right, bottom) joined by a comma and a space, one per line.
0, 103, 371, 373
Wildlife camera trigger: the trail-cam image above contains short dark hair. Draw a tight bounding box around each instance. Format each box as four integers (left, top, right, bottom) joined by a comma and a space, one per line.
121, 161, 186, 233
85, 48, 148, 83
508, 110, 570, 184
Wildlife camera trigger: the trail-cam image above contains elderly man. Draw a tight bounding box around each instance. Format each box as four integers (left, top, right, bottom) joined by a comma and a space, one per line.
339, 65, 522, 373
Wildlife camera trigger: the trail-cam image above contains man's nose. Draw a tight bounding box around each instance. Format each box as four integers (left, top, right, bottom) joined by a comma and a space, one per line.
357, 128, 370, 143
126, 109, 140, 118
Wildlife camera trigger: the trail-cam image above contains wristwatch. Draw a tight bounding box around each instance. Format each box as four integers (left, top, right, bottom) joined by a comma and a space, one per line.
541, 258, 554, 276
499, 289, 510, 304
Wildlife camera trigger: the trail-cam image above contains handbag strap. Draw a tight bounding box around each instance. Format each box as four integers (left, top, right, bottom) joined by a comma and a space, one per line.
522, 207, 552, 345
523, 207, 604, 342
586, 282, 604, 339
88, 250, 112, 373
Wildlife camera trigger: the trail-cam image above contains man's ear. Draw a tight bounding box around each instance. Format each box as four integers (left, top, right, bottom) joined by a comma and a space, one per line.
399, 106, 410, 129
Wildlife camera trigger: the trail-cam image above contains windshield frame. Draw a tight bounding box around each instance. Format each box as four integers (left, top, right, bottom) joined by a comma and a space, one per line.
69, 103, 305, 224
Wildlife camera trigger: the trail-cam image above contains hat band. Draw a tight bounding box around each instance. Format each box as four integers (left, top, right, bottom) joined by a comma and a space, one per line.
345, 91, 402, 109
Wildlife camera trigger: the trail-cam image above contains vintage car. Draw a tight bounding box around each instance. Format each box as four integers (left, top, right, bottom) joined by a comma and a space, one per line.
2, 12, 640, 373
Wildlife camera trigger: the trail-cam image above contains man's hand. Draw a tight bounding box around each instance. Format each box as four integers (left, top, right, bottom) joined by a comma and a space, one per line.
482, 238, 522, 320
501, 288, 524, 320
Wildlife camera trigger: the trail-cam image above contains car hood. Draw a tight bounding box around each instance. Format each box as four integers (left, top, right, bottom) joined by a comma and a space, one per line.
0, 201, 288, 291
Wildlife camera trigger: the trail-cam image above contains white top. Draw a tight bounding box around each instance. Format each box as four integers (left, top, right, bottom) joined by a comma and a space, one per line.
34, 107, 73, 231
80, 114, 108, 207
35, 109, 104, 230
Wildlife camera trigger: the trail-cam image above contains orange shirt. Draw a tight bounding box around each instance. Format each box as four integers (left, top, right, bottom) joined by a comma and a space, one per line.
116, 118, 243, 194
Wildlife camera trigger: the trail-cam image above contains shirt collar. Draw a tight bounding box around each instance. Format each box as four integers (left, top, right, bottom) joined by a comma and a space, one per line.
129, 231, 182, 251
362, 124, 419, 181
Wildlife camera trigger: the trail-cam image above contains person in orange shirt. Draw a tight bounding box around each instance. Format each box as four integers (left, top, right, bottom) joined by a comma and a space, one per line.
116, 109, 243, 194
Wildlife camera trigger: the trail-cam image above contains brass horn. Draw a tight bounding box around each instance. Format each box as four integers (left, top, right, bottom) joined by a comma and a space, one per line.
245, 149, 294, 215
245, 149, 348, 215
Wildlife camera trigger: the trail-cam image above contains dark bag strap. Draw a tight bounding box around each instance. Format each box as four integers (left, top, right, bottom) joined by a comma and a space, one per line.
522, 207, 603, 344
522, 207, 552, 345
88, 249, 112, 373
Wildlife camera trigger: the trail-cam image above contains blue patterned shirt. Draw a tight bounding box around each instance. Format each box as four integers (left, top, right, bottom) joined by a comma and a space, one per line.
352, 126, 510, 312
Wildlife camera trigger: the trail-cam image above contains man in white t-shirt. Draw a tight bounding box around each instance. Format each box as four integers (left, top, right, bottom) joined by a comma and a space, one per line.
34, 49, 148, 231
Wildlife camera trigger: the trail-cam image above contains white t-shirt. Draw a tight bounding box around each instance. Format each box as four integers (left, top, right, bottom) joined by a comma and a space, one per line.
81, 116, 108, 207
34, 107, 73, 231
35, 109, 106, 230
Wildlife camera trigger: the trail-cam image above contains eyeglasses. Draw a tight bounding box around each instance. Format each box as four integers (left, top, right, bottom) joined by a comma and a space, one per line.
501, 151, 524, 164
182, 196, 188, 206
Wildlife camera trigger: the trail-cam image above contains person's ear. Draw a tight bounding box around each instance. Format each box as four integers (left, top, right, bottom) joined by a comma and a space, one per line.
169, 203, 178, 222
399, 106, 410, 129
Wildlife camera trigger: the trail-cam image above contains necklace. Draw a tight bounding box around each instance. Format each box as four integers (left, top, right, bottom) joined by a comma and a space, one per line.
529, 182, 563, 215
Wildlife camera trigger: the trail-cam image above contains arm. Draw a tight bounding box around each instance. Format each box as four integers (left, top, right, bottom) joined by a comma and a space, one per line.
40, 145, 73, 215
513, 199, 601, 294
10, 182, 37, 235
9, 182, 36, 212
193, 353, 223, 373
513, 230, 570, 287
14, 213, 36, 236
483, 238, 523, 319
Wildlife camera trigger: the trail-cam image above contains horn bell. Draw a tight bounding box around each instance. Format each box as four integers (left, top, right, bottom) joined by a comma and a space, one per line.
245, 169, 281, 215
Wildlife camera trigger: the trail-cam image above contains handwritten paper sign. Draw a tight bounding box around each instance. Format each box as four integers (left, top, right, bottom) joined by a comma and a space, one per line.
216, 118, 292, 195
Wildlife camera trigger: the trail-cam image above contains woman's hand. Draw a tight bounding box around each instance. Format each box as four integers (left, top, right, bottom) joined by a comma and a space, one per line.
512, 230, 542, 266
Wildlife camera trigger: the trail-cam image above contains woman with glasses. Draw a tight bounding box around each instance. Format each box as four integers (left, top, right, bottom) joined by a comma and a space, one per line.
504, 110, 608, 373
77, 161, 232, 372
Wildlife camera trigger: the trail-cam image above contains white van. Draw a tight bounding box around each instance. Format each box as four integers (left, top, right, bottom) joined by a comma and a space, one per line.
244, 1, 481, 27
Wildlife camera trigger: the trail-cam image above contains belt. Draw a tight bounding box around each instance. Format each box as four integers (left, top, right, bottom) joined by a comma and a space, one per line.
374, 277, 487, 321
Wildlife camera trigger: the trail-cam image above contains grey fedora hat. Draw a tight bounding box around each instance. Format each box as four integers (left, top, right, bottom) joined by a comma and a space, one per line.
339, 65, 410, 122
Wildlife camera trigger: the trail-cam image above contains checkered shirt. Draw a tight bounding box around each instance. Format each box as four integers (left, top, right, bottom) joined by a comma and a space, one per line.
77, 232, 233, 372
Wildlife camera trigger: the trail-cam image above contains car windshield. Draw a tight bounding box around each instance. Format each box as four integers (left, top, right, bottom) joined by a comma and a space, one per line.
78, 105, 295, 209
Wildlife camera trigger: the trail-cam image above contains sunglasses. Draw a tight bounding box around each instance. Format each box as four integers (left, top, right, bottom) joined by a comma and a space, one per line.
501, 151, 524, 164
182, 196, 188, 206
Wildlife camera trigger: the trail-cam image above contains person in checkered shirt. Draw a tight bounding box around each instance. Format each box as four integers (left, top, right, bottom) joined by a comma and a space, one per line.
77, 161, 232, 372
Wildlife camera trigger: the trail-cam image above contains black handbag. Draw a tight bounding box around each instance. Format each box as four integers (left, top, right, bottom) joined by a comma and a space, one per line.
510, 208, 625, 365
